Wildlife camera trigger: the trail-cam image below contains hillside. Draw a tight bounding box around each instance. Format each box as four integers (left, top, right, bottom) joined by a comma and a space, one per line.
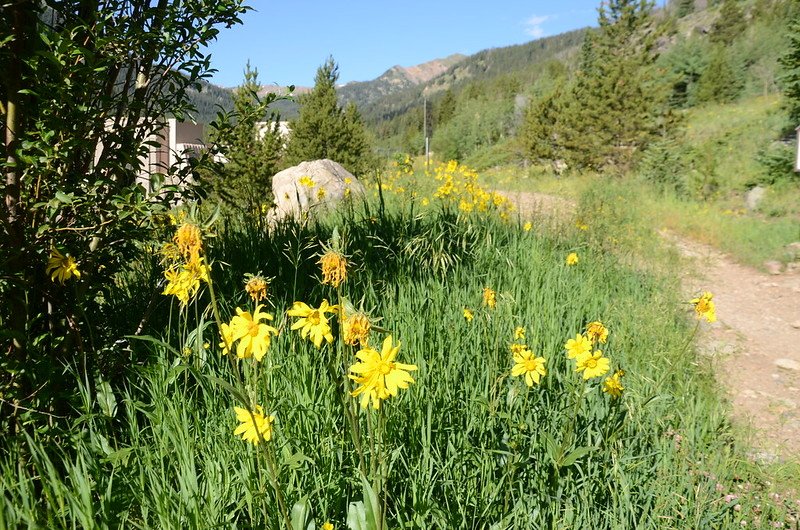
337, 53, 466, 108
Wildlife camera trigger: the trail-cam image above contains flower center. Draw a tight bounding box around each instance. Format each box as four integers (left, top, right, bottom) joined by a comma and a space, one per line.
524, 359, 538, 371
308, 311, 321, 325
586, 358, 598, 369
378, 361, 393, 375
248, 321, 260, 337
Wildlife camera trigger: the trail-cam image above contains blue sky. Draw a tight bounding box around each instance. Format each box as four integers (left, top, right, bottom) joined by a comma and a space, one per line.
204, 1, 620, 88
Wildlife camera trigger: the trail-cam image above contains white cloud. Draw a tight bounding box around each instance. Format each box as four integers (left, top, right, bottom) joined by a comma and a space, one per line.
523, 15, 550, 38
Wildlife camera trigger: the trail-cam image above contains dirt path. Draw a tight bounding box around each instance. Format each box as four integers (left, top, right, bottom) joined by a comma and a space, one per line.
503, 190, 800, 459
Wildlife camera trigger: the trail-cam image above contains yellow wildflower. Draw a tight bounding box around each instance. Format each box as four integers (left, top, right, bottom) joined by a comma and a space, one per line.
566, 252, 579, 266
229, 305, 279, 361
46, 247, 81, 284
233, 405, 274, 445
322, 523, 334, 530
564, 333, 592, 359
603, 369, 625, 398
244, 276, 268, 302
463, 308, 474, 322
299, 175, 315, 188
174, 223, 202, 264
317, 187, 327, 201
510, 343, 528, 355
483, 287, 497, 309
691, 291, 716, 323
511, 348, 547, 387
514, 326, 525, 340
575, 350, 610, 380
342, 311, 371, 347
162, 258, 210, 305
585, 321, 609, 344
288, 300, 336, 348
349, 335, 417, 409
523, 221, 532, 232
219, 322, 234, 354
319, 250, 347, 288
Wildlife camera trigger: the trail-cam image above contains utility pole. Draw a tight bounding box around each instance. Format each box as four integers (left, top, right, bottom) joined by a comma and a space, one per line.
423, 97, 430, 172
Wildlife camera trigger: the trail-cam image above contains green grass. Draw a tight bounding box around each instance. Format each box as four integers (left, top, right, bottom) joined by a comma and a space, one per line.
2, 193, 798, 529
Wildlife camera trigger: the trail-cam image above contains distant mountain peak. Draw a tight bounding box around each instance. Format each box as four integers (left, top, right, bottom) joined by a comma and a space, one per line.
338, 53, 466, 108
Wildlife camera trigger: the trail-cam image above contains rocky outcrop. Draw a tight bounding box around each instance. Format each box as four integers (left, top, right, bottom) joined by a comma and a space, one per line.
270, 159, 365, 221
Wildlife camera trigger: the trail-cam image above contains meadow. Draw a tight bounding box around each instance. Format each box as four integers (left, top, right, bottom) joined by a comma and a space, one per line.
2, 162, 798, 529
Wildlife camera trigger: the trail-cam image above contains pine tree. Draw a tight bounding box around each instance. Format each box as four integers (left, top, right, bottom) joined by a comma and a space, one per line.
695, 46, 743, 103
676, 0, 695, 17
519, 88, 563, 162
710, 0, 746, 46
555, 0, 671, 171
205, 63, 283, 211
779, 14, 800, 126
285, 57, 373, 176
436, 89, 457, 126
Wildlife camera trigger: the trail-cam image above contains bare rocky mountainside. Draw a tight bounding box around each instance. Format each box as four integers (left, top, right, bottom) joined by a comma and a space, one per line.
337, 53, 466, 108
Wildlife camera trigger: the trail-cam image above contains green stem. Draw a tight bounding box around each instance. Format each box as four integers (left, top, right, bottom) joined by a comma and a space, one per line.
336, 286, 368, 478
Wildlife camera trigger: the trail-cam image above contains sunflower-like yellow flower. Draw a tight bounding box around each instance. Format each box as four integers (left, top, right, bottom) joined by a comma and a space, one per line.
564, 333, 592, 359
603, 369, 625, 398
349, 335, 417, 409
229, 305, 279, 361
219, 322, 234, 354
575, 350, 610, 380
162, 258, 210, 305
585, 321, 609, 344
523, 221, 532, 232
691, 291, 716, 323
463, 308, 474, 322
514, 326, 526, 340
245, 276, 268, 302
342, 311, 371, 347
288, 300, 337, 348
566, 252, 579, 266
174, 223, 202, 264
322, 523, 334, 530
46, 247, 81, 284
299, 175, 315, 188
511, 347, 547, 387
483, 287, 497, 309
510, 343, 528, 355
319, 250, 347, 288
233, 405, 274, 445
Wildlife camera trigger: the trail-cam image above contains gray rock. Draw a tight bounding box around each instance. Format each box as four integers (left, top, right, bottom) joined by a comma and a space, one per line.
764, 261, 783, 275
745, 185, 765, 211
774, 358, 800, 372
269, 159, 365, 221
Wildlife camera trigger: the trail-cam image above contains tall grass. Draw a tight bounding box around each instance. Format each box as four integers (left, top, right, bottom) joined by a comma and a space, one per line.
2, 191, 797, 529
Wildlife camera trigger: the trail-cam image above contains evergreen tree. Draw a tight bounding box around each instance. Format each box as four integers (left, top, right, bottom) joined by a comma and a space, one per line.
710, 0, 746, 46
555, 0, 672, 171
695, 46, 743, 103
676, 0, 695, 17
519, 88, 563, 162
285, 57, 373, 176
436, 89, 457, 126
204, 64, 283, 211
779, 14, 800, 126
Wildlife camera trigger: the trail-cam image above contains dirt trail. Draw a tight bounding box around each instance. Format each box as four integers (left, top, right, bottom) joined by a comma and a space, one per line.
503, 190, 800, 459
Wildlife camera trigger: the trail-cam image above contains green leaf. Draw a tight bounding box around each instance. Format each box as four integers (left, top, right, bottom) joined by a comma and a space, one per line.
560, 446, 597, 468
204, 375, 250, 409
125, 334, 181, 357
346, 501, 368, 530
55, 191, 73, 205
543, 432, 560, 466
95, 377, 117, 418
291, 497, 313, 530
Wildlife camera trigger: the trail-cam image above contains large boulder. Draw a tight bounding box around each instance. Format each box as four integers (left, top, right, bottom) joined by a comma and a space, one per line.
270, 159, 365, 220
